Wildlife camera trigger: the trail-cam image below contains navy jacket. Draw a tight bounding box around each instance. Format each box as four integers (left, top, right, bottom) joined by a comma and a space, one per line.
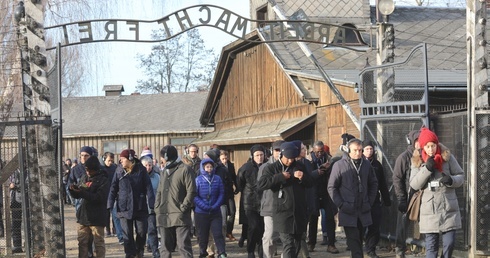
107, 160, 155, 220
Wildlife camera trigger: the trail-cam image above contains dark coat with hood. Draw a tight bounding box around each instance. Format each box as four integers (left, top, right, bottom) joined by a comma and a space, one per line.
70, 170, 110, 226
392, 131, 419, 206
194, 158, 225, 214
409, 144, 464, 233
367, 157, 391, 206
107, 160, 155, 220
257, 159, 313, 234
328, 153, 378, 227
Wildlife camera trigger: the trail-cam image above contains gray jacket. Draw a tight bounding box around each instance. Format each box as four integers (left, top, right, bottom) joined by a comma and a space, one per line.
258, 160, 274, 217
155, 161, 196, 228
409, 144, 464, 233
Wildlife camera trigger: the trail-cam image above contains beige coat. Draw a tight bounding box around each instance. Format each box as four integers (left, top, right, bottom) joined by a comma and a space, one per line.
409, 144, 464, 233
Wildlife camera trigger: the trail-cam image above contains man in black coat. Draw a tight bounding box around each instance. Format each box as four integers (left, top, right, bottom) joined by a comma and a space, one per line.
69, 155, 110, 257
328, 138, 378, 258
257, 141, 313, 258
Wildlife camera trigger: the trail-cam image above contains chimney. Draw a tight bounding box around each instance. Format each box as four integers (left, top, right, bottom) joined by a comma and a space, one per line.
102, 85, 125, 96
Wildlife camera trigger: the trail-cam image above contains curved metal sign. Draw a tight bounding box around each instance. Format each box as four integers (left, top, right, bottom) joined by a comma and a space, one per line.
45, 4, 368, 50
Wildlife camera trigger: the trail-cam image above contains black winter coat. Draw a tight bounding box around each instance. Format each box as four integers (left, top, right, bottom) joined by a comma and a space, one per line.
70, 171, 110, 227
367, 157, 391, 206
257, 160, 313, 234
237, 160, 262, 212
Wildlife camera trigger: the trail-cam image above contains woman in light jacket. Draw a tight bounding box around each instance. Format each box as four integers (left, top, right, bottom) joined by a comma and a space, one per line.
409, 127, 464, 258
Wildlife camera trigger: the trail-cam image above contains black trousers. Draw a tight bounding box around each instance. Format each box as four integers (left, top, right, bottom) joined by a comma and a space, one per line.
344, 219, 365, 258
365, 201, 382, 253
245, 210, 264, 256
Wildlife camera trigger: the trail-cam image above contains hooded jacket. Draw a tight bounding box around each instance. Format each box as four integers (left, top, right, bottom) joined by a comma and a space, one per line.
409, 144, 464, 233
71, 170, 110, 226
194, 158, 225, 214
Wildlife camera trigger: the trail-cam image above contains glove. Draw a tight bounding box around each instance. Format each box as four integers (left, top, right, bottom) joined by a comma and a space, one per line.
440, 174, 453, 186
425, 156, 436, 173
398, 200, 408, 213
318, 163, 329, 175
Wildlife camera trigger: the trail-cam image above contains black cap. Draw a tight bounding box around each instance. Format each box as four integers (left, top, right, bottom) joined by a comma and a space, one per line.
280, 142, 300, 159
272, 140, 285, 150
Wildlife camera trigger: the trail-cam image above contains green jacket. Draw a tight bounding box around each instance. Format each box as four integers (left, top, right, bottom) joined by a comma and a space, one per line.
155, 161, 196, 228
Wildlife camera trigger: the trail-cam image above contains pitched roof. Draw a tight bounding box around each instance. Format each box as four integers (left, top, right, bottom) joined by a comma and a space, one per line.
62, 92, 209, 137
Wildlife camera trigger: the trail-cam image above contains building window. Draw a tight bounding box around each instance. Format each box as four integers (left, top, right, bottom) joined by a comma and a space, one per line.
103, 140, 129, 154
256, 5, 268, 28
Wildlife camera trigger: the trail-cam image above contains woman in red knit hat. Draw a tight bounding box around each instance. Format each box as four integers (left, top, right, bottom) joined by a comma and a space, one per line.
409, 127, 464, 258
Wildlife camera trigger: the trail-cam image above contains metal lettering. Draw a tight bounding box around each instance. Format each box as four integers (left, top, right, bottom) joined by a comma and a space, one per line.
230, 16, 248, 39
78, 22, 93, 42
44, 5, 364, 50
157, 17, 172, 38
215, 10, 232, 32
126, 21, 139, 41
104, 21, 117, 40
199, 5, 211, 24
175, 9, 193, 30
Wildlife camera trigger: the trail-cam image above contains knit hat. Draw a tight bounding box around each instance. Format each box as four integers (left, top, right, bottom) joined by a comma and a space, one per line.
323, 145, 331, 156
418, 127, 439, 148
272, 140, 285, 150
120, 149, 135, 160
418, 127, 443, 172
250, 144, 265, 157
140, 147, 153, 159
160, 145, 178, 161
205, 148, 221, 163
280, 142, 300, 159
362, 140, 375, 149
80, 146, 93, 156
84, 156, 101, 171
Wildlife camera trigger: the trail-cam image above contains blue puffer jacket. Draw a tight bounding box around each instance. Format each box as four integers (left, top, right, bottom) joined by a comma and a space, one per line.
194, 158, 224, 214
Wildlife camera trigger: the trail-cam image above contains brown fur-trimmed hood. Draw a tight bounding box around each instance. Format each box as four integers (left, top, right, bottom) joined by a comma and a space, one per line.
412, 143, 451, 168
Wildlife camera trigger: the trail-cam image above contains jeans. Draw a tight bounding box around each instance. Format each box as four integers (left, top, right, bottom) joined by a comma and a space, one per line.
279, 232, 302, 258
120, 216, 148, 258
319, 204, 336, 245
343, 219, 365, 258
425, 230, 456, 258
77, 225, 105, 258
147, 213, 160, 257
195, 212, 226, 257
158, 226, 193, 258
226, 198, 236, 235
112, 206, 123, 242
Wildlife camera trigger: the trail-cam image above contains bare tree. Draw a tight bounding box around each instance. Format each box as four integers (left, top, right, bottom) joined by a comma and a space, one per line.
136, 28, 218, 94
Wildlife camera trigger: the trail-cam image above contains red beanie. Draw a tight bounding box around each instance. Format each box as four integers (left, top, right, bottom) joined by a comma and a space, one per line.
418, 128, 443, 172
418, 127, 439, 148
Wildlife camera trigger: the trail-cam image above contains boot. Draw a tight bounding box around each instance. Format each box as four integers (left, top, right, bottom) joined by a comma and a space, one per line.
320, 236, 328, 245
218, 253, 227, 258
247, 252, 255, 258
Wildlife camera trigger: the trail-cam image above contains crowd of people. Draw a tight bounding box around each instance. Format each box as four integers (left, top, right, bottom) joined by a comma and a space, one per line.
61, 126, 464, 258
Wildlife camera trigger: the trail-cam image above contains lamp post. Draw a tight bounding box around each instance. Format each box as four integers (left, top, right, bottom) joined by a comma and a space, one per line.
376, 0, 395, 103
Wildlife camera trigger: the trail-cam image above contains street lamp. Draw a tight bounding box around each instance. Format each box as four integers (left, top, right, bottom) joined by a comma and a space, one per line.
378, 0, 395, 23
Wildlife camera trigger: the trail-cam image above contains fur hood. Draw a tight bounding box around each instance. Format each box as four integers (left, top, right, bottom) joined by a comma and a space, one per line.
412, 143, 451, 168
